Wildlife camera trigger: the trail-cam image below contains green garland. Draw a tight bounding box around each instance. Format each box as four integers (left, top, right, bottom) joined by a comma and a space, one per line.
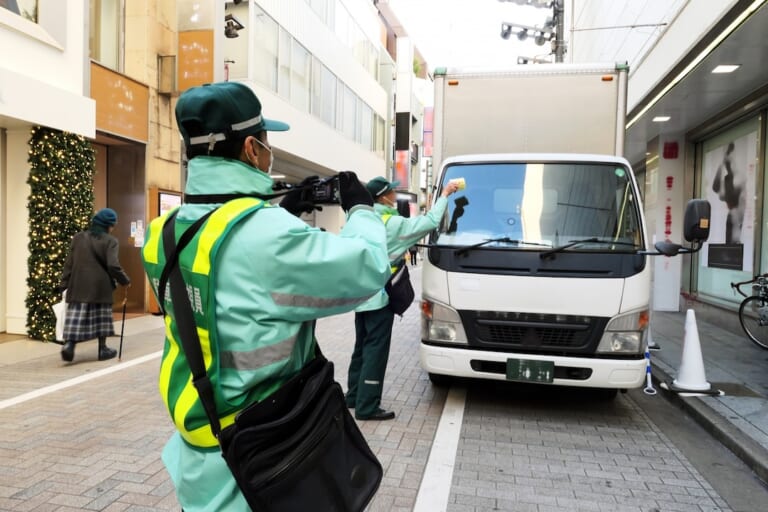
26, 127, 95, 342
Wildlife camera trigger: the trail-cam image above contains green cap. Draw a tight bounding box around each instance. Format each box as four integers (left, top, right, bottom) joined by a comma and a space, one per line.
175, 82, 289, 148
366, 176, 401, 198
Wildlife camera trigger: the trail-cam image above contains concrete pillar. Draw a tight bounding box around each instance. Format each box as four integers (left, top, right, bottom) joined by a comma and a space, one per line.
645, 135, 685, 311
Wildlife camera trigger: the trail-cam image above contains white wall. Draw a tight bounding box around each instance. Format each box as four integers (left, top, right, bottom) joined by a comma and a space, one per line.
4, 130, 32, 333
568, 0, 738, 111
0, 0, 95, 137
0, 0, 95, 333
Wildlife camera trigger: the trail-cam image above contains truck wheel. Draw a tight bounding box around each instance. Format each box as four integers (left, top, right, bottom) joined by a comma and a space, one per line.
593, 388, 618, 400
428, 372, 452, 387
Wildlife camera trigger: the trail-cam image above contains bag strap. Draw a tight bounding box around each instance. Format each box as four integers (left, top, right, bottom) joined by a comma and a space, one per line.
161, 210, 224, 439
157, 209, 216, 315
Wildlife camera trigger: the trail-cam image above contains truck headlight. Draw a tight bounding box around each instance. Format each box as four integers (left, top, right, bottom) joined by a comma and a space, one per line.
421, 299, 468, 344
596, 309, 648, 354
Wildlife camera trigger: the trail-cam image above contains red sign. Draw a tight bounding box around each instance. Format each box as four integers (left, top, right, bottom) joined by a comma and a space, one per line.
663, 141, 678, 159
394, 150, 410, 188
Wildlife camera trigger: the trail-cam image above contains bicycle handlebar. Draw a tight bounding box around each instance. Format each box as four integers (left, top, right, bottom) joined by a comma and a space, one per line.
731, 273, 768, 298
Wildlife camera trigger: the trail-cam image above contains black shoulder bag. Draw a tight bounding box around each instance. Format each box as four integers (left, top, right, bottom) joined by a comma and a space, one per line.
159, 209, 382, 512
385, 262, 415, 316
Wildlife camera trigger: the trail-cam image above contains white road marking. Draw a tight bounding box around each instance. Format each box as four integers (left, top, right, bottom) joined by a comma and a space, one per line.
413, 385, 467, 512
0, 351, 162, 411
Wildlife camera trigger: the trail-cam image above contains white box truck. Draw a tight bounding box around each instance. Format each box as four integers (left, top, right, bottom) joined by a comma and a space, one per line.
420, 63, 709, 396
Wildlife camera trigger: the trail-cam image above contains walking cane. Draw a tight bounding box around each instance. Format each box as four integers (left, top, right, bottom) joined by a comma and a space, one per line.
118, 288, 128, 361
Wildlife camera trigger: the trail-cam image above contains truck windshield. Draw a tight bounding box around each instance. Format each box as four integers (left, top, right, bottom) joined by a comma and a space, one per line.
435, 161, 643, 252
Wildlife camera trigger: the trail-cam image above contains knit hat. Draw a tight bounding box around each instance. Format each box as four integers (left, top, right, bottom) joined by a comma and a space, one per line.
175, 82, 289, 149
92, 208, 118, 228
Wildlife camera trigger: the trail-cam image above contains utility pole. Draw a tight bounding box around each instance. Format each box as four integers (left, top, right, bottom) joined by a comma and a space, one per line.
553, 0, 565, 62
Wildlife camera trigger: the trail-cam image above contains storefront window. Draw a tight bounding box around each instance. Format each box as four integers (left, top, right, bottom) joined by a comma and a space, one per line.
697, 116, 761, 305
1, 0, 37, 22
89, 0, 121, 70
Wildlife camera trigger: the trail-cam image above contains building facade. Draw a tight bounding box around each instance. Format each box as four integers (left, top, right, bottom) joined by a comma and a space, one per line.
0, 0, 95, 335
570, 0, 768, 329
1, 0, 413, 335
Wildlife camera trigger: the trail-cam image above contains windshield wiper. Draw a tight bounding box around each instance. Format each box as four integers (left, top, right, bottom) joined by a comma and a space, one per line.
540, 237, 640, 259
455, 237, 550, 256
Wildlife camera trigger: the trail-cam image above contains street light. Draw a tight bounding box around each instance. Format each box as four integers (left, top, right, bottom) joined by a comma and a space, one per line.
499, 0, 565, 62
500, 22, 554, 46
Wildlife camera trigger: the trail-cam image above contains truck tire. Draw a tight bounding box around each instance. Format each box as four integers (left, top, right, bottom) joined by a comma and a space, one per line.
593, 388, 618, 400
428, 372, 452, 387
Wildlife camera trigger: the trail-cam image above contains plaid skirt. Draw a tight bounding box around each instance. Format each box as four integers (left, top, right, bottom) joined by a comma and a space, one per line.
63, 302, 115, 342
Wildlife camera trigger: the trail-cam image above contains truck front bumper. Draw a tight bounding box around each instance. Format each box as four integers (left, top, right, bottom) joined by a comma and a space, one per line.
420, 343, 646, 389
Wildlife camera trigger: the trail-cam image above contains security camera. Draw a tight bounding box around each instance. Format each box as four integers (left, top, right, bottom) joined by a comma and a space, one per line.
517, 29, 528, 42
500, 23, 512, 40
225, 13, 245, 38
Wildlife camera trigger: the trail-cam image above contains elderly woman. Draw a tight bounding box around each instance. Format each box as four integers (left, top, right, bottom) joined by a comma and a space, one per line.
59, 208, 131, 362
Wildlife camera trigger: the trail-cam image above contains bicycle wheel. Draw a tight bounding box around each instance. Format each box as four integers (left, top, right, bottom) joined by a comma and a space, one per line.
738, 296, 768, 350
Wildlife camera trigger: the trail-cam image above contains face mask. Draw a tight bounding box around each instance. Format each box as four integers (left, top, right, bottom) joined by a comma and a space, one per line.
253, 138, 274, 175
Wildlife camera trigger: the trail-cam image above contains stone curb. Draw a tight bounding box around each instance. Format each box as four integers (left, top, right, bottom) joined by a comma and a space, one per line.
650, 360, 768, 485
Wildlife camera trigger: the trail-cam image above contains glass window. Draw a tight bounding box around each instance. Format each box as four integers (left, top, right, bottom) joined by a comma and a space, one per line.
340, 84, 356, 140
435, 161, 643, 250
320, 66, 338, 127
311, 57, 323, 119
251, 5, 278, 91
309, 0, 328, 23
334, 3, 350, 47
367, 42, 379, 80
2, 0, 37, 22
374, 115, 385, 158
359, 102, 372, 149
89, 0, 121, 70
350, 23, 366, 69
277, 28, 291, 99
290, 39, 311, 112
696, 116, 760, 303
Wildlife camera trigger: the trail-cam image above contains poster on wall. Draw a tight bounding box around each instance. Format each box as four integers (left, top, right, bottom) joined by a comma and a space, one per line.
700, 131, 756, 272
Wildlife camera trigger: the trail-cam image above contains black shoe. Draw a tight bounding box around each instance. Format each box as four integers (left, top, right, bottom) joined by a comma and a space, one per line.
355, 409, 395, 421
61, 341, 75, 362
98, 346, 117, 361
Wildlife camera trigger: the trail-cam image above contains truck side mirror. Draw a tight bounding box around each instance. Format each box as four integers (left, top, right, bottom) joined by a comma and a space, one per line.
683, 199, 710, 242
649, 199, 711, 256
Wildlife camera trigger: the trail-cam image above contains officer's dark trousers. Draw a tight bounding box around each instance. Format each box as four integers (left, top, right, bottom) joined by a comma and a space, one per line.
347, 305, 394, 417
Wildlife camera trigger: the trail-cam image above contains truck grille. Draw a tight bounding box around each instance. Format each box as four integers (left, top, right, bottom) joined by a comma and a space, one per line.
461, 311, 607, 353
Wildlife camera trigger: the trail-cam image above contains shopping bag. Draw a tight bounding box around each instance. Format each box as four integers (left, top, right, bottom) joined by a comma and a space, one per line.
53, 293, 67, 342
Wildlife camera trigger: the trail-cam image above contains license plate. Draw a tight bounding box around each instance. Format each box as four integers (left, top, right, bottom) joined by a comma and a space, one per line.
506, 358, 554, 383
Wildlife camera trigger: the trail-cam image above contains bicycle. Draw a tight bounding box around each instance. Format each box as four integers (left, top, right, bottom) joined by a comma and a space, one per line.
731, 273, 768, 350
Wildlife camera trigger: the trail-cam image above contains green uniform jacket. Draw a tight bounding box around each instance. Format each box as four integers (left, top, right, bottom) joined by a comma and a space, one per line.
355, 197, 449, 312
142, 156, 389, 512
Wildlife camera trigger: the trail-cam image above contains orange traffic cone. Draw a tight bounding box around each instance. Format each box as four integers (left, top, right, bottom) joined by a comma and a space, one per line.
666, 309, 720, 395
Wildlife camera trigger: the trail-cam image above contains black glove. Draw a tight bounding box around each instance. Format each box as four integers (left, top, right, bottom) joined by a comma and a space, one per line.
338, 171, 373, 212
279, 176, 320, 217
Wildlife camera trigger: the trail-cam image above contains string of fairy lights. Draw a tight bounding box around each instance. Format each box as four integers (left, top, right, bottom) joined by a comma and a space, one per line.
25, 127, 95, 342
